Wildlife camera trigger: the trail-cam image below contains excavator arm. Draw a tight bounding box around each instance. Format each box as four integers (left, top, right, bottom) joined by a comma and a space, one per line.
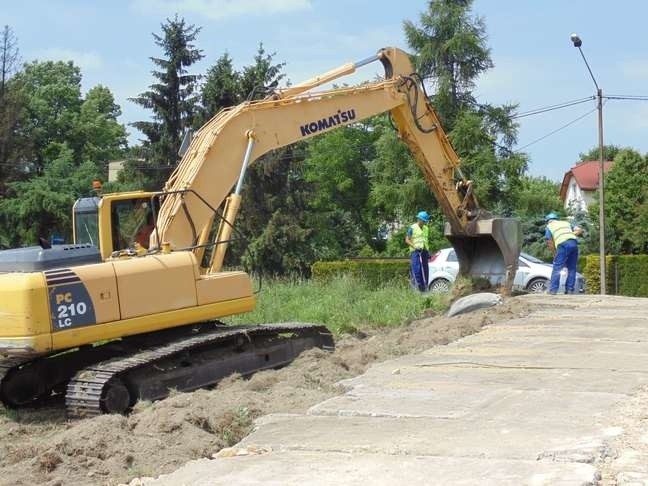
156, 47, 520, 291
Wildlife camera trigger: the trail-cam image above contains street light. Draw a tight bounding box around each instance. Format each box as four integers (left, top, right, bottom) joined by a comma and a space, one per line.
570, 33, 606, 295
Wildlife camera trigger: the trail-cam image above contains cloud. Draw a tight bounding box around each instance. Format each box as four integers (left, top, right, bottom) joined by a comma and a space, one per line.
131, 0, 311, 20
34, 48, 103, 71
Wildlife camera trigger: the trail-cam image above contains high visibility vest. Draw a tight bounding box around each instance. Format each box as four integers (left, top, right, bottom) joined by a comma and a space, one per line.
410, 223, 430, 251
547, 220, 576, 247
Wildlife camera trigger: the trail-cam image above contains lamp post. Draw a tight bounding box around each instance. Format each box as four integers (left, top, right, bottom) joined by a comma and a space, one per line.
571, 33, 606, 295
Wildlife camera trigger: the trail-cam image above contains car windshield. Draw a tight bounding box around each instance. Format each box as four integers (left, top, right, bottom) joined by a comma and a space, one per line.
520, 252, 546, 264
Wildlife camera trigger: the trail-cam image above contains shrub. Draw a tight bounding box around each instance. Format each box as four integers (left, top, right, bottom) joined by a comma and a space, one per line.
311, 259, 410, 288
583, 254, 648, 296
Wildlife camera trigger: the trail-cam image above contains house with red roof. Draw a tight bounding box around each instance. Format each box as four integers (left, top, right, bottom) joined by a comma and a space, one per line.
559, 160, 613, 212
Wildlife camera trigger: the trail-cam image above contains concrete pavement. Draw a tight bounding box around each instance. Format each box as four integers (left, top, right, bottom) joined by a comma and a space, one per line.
151, 295, 648, 485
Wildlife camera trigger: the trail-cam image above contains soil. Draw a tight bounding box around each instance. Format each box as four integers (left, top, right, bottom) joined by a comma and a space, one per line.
0, 297, 531, 486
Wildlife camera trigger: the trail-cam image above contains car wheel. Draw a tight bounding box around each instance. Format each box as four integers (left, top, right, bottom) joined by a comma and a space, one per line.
429, 278, 451, 294
526, 278, 549, 293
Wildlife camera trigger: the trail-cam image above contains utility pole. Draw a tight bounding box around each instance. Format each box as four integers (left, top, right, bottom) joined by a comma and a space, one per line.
596, 87, 606, 294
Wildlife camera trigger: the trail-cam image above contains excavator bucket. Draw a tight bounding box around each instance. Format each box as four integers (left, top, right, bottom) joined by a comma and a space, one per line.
444, 217, 522, 295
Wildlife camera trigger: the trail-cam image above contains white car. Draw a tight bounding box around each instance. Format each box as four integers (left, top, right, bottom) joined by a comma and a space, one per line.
427, 248, 585, 294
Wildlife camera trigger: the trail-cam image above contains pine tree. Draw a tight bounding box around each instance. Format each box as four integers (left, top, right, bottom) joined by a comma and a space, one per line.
404, 0, 526, 210
240, 43, 285, 100
404, 0, 492, 129
130, 15, 203, 189
197, 52, 241, 126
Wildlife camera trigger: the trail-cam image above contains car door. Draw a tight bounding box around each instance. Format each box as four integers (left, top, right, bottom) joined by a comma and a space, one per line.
445, 250, 460, 278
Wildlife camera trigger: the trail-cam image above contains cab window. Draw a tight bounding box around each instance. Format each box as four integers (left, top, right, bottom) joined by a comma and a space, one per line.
111, 198, 156, 251
75, 211, 99, 246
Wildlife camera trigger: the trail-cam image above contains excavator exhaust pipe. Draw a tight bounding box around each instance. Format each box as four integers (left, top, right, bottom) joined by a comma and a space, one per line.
445, 217, 522, 295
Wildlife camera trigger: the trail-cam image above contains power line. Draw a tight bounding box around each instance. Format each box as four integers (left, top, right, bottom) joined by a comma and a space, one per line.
604, 94, 648, 101
507, 94, 648, 153
511, 96, 595, 119
513, 104, 600, 152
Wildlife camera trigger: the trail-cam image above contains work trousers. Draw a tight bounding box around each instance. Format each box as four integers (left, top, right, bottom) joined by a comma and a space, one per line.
550, 239, 579, 293
411, 249, 430, 292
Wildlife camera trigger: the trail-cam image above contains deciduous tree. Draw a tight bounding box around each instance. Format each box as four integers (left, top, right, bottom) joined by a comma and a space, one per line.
0, 147, 101, 246
589, 148, 648, 253
579, 144, 621, 162
77, 85, 127, 163
11, 60, 83, 171
304, 124, 377, 257
0, 59, 127, 245
0, 25, 19, 100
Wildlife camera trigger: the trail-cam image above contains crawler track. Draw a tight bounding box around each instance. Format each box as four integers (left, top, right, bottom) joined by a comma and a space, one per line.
66, 323, 333, 418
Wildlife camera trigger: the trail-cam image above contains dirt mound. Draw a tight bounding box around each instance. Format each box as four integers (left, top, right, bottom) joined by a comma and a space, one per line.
0, 297, 530, 486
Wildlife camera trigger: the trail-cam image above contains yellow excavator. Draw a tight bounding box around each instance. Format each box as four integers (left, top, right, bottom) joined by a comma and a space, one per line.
0, 47, 520, 417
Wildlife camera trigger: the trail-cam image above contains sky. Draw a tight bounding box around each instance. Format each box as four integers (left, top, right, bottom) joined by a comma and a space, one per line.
4, 0, 648, 182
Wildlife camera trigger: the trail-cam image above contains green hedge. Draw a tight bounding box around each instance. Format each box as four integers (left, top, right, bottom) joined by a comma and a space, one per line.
582, 254, 648, 296
577, 255, 587, 273
311, 259, 410, 288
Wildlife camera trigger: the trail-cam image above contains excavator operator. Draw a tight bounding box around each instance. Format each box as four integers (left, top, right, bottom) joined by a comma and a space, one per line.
134, 210, 155, 249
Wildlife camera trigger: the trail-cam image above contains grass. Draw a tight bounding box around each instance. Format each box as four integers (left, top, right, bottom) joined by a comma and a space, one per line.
0, 406, 19, 421
216, 406, 254, 447
224, 275, 448, 335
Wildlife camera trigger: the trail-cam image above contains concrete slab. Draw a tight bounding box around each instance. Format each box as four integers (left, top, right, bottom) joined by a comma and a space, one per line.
153, 451, 598, 486
310, 383, 628, 421
338, 364, 648, 395
239, 411, 613, 462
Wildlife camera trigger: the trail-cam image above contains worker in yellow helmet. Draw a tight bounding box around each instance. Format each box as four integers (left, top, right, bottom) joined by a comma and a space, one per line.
544, 212, 579, 294
405, 211, 430, 292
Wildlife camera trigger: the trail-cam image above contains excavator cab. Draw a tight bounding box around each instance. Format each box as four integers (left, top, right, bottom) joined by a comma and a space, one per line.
72, 192, 159, 257
74, 191, 158, 259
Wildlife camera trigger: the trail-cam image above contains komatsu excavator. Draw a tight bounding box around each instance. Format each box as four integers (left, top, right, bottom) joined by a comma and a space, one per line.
0, 47, 520, 417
